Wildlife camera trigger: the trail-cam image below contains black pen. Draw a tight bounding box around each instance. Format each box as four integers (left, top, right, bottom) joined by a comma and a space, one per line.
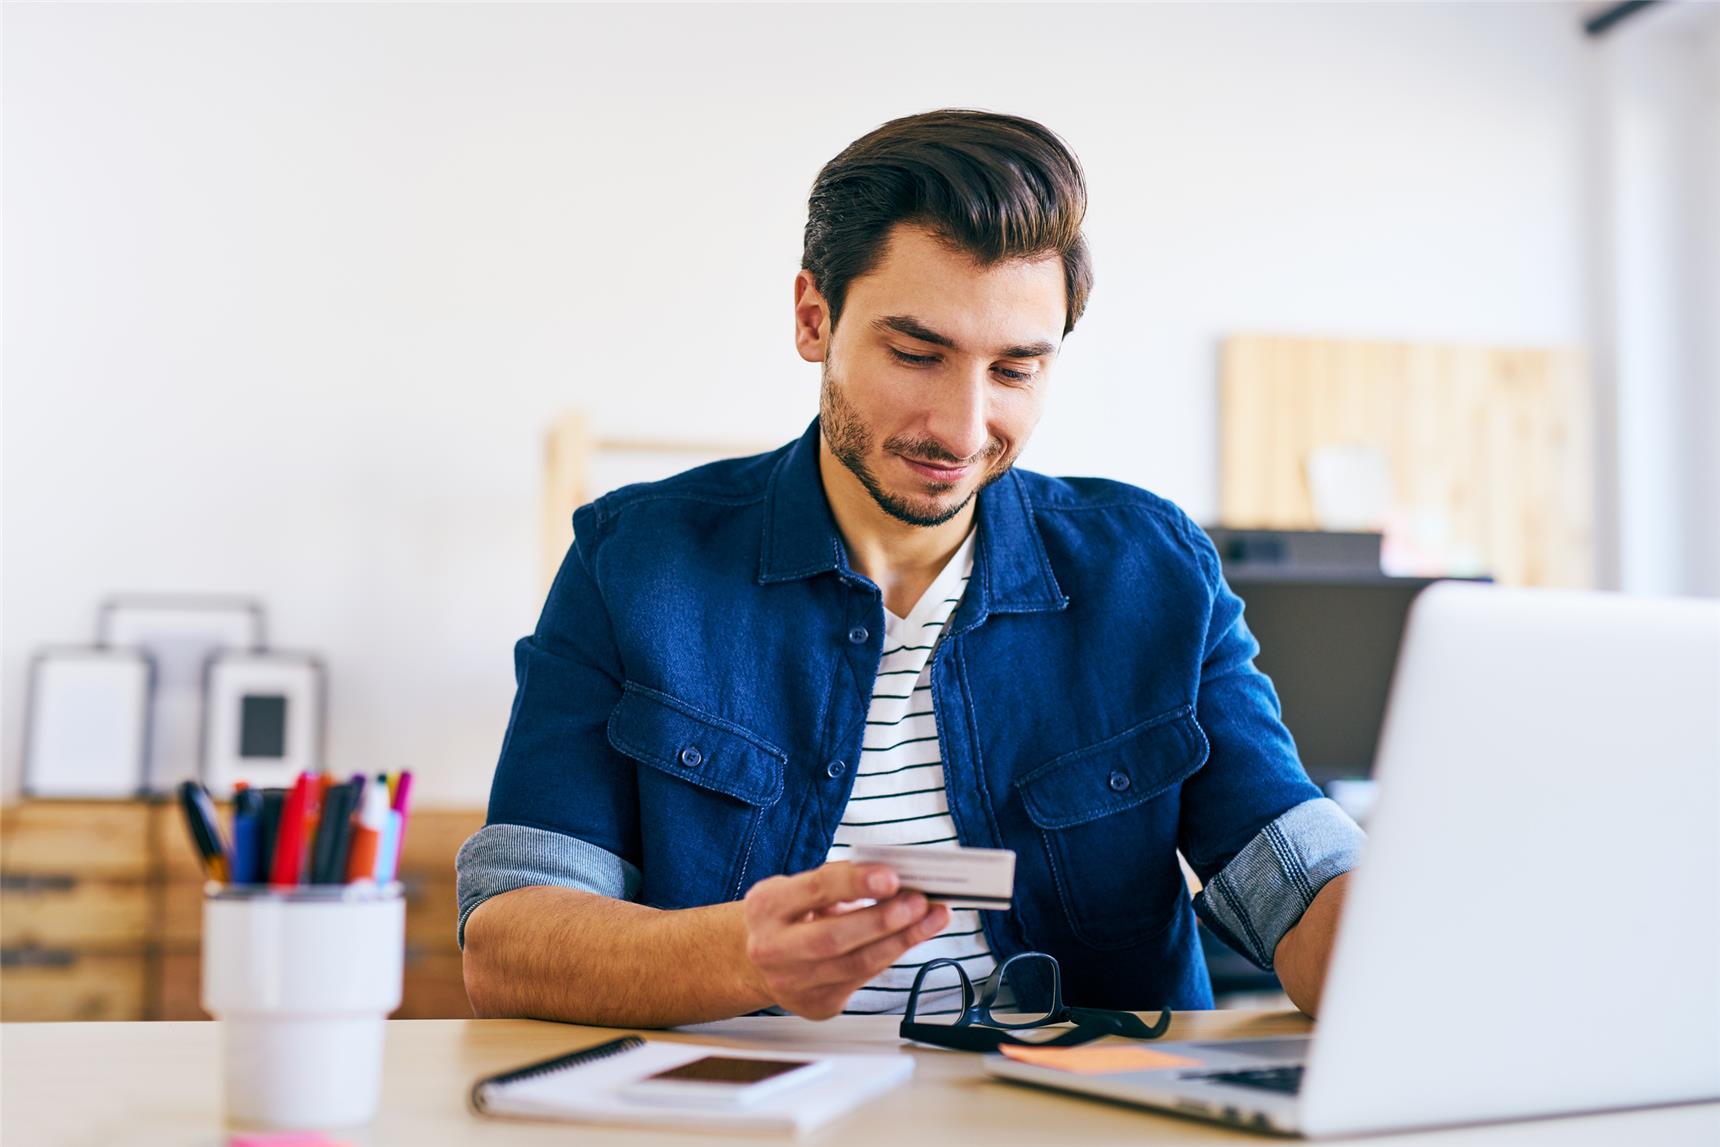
176, 780, 230, 882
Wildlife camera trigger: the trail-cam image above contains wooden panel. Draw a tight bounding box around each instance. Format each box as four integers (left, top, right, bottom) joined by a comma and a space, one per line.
541, 411, 596, 593
389, 808, 480, 1018
0, 801, 152, 876
403, 877, 461, 955
0, 950, 148, 1021
399, 950, 473, 1019
0, 878, 152, 947
154, 946, 208, 1021
395, 808, 485, 880
159, 876, 204, 947
1219, 335, 1592, 587
151, 800, 218, 882
540, 412, 773, 591
0, 800, 485, 1021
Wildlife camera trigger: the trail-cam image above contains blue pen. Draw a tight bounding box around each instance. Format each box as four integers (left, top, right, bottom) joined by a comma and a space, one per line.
230, 790, 263, 884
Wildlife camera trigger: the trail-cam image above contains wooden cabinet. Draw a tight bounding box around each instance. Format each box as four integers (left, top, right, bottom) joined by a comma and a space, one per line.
0, 800, 483, 1021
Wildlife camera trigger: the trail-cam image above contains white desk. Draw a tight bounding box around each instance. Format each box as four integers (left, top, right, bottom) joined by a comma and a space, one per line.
3, 1011, 1716, 1145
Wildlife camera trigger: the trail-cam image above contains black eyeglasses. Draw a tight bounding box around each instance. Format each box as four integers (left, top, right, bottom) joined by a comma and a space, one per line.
899, 951, 1172, 1052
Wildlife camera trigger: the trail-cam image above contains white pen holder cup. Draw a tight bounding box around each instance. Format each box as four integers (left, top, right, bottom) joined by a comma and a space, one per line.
202, 883, 406, 1129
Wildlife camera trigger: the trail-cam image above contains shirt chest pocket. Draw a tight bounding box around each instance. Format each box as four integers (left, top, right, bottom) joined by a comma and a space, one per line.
607, 682, 786, 903
1015, 704, 1209, 950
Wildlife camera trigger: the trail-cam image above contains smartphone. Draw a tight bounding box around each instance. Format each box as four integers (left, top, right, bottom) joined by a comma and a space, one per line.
617, 1055, 832, 1108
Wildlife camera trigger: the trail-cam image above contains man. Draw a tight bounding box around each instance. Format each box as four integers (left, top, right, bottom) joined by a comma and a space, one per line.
458, 109, 1362, 1027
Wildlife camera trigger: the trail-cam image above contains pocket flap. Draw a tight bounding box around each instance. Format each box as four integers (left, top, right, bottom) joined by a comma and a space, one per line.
1016, 705, 1209, 830
607, 683, 786, 808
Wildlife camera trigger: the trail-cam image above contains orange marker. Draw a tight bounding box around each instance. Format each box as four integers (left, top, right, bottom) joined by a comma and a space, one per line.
344, 780, 390, 883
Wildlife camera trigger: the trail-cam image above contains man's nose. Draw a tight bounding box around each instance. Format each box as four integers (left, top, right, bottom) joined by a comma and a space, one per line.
925, 370, 990, 462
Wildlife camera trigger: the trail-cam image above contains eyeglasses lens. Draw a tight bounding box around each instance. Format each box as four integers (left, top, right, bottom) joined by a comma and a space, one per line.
990, 956, 1057, 1026
908, 961, 971, 1025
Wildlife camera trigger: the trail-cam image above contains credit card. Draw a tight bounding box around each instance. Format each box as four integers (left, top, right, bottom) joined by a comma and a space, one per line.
844, 844, 1016, 911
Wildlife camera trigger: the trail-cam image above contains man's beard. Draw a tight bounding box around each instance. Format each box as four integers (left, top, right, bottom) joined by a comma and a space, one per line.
818, 362, 1016, 528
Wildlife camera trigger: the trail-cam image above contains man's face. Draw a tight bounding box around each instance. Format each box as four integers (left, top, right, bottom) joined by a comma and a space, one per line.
797, 224, 1066, 528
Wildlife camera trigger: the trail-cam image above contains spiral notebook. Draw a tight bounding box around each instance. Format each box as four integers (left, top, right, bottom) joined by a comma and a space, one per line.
470, 1035, 915, 1136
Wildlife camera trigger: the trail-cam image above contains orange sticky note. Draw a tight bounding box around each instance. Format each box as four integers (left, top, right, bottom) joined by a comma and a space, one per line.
999, 1043, 1204, 1074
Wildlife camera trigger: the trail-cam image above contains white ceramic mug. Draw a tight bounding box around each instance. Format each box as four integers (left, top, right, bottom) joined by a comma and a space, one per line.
202, 883, 405, 1129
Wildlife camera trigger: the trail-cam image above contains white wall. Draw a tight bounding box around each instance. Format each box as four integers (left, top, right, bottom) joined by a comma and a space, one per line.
1591, 2, 1720, 597
3, 2, 1595, 804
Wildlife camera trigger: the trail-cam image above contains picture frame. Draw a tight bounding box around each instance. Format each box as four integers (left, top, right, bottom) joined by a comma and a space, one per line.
22, 646, 155, 798
97, 595, 266, 793
200, 650, 325, 797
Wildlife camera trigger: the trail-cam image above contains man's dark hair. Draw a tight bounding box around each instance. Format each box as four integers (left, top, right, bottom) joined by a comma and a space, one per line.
802, 109, 1093, 338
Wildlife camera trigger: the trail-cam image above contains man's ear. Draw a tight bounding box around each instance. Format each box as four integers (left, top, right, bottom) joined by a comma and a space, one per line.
793, 270, 831, 364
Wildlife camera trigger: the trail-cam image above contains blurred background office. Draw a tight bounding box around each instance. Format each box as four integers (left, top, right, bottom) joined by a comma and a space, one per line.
3, 2, 1716, 1018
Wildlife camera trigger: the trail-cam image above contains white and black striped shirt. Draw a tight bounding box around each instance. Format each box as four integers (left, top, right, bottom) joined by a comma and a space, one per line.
826, 528, 997, 1016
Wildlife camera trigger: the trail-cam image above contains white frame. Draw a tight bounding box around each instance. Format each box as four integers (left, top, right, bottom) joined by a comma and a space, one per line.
98, 595, 266, 793
201, 650, 324, 797
23, 646, 154, 798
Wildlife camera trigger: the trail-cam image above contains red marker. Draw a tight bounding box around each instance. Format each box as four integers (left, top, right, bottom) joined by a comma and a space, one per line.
270, 772, 315, 887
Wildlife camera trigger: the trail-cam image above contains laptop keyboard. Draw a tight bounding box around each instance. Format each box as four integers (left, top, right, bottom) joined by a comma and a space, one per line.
1190, 1065, 1305, 1095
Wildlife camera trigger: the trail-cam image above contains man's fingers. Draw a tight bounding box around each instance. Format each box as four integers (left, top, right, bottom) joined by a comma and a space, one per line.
812, 898, 875, 919
783, 891, 930, 960
749, 861, 899, 921
750, 891, 933, 971
803, 902, 953, 989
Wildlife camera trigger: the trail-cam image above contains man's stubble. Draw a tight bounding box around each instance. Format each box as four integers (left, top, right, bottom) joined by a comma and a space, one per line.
818, 359, 1018, 529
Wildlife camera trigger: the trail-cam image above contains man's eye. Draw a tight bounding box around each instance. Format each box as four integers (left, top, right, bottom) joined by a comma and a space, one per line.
889, 348, 938, 366
995, 368, 1034, 384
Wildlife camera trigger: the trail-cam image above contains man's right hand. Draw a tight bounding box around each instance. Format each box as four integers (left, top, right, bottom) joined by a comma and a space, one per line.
740, 861, 952, 1020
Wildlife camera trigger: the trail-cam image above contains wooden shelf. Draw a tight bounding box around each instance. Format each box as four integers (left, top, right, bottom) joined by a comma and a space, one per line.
0, 799, 484, 1021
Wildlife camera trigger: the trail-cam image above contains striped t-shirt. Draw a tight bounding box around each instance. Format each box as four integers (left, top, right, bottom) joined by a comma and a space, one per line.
825, 527, 998, 1016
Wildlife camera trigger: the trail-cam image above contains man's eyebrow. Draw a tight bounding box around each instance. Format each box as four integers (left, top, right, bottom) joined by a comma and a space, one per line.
873, 314, 1058, 360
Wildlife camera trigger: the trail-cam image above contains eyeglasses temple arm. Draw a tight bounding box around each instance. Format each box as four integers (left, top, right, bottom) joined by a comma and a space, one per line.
1066, 1006, 1173, 1039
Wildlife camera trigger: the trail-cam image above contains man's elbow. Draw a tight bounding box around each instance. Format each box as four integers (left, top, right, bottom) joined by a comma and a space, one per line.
1272, 872, 1351, 1017
460, 904, 514, 1018
463, 954, 504, 1018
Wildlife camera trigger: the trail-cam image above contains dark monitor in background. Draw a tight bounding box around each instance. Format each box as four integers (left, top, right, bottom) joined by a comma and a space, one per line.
1224, 575, 1445, 784
1203, 527, 1383, 577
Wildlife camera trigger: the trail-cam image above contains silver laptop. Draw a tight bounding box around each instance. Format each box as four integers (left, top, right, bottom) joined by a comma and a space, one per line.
986, 583, 1720, 1137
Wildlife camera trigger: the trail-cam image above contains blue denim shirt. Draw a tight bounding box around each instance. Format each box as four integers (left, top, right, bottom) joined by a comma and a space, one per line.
460, 418, 1363, 1010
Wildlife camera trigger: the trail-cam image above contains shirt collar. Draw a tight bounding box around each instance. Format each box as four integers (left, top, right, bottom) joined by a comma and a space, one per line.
758, 418, 1067, 620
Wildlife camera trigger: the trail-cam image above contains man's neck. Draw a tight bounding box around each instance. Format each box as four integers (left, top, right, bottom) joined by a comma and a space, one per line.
818, 438, 975, 618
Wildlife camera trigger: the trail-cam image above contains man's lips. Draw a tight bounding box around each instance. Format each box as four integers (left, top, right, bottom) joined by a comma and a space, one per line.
898, 454, 974, 483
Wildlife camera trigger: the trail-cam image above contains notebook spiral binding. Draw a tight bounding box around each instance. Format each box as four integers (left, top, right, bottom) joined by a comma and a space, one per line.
469, 1035, 646, 1113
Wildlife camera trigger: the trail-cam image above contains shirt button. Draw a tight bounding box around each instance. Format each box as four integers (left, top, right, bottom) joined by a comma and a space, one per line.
847, 626, 869, 645
1107, 770, 1131, 793
679, 747, 704, 768
826, 759, 848, 779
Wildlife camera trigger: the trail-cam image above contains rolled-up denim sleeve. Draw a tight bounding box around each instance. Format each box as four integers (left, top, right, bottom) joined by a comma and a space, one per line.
1171, 517, 1365, 969
1191, 796, 1364, 969
467, 499, 645, 944
454, 823, 643, 948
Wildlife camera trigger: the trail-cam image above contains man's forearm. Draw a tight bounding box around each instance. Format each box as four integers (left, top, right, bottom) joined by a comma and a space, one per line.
462, 885, 774, 1027
1272, 871, 1350, 1017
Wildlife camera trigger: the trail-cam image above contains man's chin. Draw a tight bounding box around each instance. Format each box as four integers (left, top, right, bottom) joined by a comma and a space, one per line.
868, 482, 978, 529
